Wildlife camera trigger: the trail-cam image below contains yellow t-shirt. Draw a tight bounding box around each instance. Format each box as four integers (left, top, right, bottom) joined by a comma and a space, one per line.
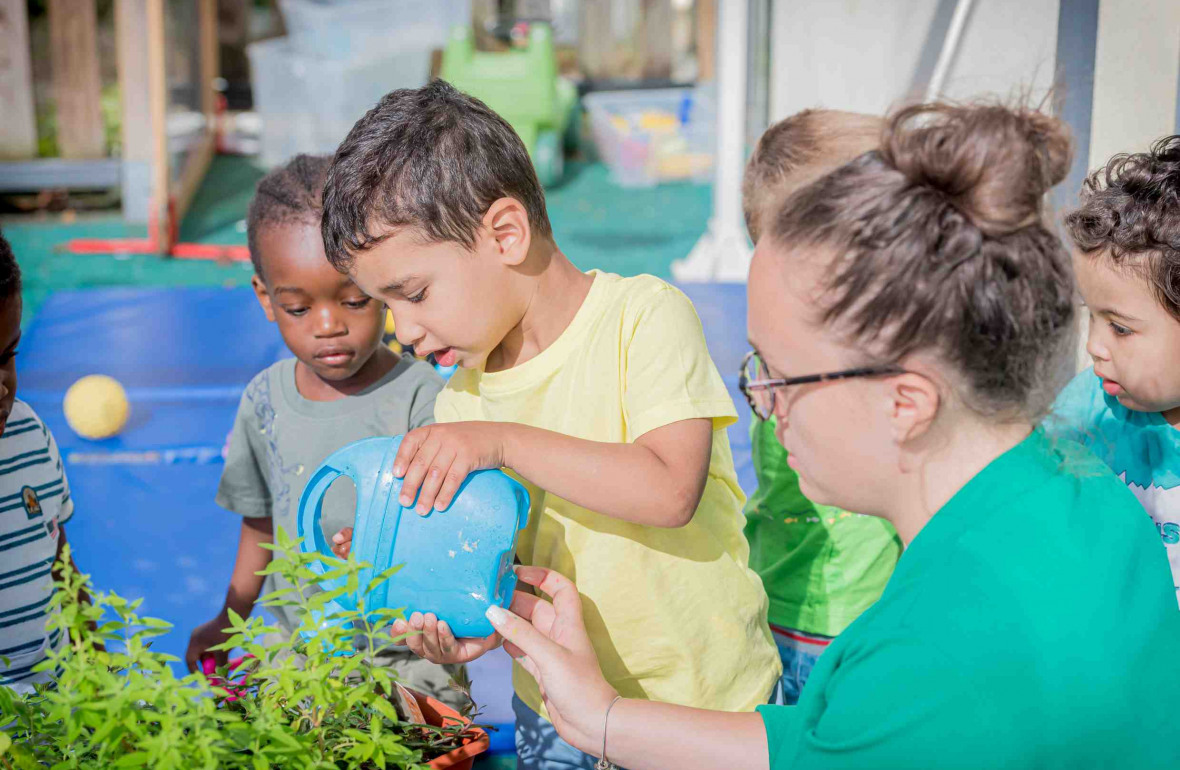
436, 271, 781, 718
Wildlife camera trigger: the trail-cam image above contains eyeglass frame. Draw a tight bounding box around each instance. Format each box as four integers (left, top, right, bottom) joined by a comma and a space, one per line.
737, 350, 908, 421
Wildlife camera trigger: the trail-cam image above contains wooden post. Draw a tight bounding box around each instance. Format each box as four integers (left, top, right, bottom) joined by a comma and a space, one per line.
641, 0, 674, 79
696, 0, 716, 81
146, 0, 171, 246
173, 0, 219, 226
199, 0, 218, 118
578, 0, 613, 80
0, 0, 37, 159
48, 0, 105, 159
116, 0, 153, 223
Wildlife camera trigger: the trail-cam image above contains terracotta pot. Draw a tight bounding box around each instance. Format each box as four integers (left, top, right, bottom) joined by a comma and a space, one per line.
408, 688, 490, 770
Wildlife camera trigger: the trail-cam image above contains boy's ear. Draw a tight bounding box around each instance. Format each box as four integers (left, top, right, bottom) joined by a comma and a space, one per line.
481, 197, 532, 267
251, 274, 276, 322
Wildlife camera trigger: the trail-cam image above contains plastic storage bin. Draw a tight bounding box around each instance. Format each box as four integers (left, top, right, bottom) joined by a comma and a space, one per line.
279, 0, 469, 60
247, 37, 432, 167
583, 86, 716, 188
298, 436, 530, 639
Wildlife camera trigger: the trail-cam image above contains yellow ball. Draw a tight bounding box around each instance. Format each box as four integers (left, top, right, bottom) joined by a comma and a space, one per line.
63, 375, 130, 440
384, 309, 396, 336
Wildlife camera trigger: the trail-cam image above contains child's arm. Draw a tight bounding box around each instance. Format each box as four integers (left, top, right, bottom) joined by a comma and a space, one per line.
185, 517, 273, 672
392, 417, 714, 528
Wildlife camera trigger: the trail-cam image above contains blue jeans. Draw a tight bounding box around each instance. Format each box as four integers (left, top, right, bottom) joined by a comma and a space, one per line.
513, 695, 603, 770
770, 625, 832, 705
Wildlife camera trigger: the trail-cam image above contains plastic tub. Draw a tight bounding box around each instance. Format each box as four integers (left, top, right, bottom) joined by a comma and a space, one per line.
279, 0, 470, 60
247, 37, 432, 166
583, 86, 716, 188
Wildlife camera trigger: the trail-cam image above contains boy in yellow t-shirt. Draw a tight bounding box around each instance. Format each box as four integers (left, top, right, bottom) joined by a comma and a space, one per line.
321, 81, 780, 767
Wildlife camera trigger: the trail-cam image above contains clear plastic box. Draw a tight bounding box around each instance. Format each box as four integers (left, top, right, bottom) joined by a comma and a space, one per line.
583, 86, 716, 188
278, 0, 470, 60
247, 37, 432, 167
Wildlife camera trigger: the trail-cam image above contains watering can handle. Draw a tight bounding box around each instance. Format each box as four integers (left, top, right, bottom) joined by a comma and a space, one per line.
298, 437, 406, 620
298, 463, 356, 615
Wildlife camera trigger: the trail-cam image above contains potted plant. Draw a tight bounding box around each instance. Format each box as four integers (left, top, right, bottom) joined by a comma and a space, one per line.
0, 529, 490, 770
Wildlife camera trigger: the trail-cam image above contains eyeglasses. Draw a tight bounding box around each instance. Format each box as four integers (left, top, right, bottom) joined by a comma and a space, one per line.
738, 351, 906, 421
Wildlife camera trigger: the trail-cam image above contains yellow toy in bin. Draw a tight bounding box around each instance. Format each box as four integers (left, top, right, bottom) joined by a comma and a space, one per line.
63, 375, 129, 440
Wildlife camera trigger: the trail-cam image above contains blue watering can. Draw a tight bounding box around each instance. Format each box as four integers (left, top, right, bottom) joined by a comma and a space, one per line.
298, 436, 530, 639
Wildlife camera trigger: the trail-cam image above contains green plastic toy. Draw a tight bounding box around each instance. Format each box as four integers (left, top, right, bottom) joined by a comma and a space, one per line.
440, 22, 577, 186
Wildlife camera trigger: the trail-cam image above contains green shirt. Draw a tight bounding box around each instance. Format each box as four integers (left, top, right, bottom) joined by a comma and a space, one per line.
759, 429, 1180, 769
744, 416, 901, 636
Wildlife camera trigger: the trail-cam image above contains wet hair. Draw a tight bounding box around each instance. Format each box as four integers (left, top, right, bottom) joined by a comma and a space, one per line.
0, 228, 21, 301
246, 154, 333, 279
769, 101, 1076, 421
743, 109, 883, 242
1065, 135, 1180, 320
320, 79, 552, 270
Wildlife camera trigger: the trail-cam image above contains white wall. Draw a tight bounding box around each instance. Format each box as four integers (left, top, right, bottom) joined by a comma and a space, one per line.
1088, 0, 1180, 169
769, 0, 1060, 121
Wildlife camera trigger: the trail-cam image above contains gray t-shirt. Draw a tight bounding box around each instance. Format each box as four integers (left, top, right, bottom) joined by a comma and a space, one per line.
216, 356, 466, 706
217, 355, 442, 631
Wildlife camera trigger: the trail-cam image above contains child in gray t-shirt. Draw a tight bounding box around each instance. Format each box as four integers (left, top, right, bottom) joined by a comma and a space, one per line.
185, 155, 461, 705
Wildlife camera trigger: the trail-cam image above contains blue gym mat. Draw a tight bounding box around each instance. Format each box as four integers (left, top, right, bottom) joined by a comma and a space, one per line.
18, 283, 753, 754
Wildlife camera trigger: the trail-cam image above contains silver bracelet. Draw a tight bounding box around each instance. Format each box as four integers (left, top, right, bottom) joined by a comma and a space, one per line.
594, 695, 624, 770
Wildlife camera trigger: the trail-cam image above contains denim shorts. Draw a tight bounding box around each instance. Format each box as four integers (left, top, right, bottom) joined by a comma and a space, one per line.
770, 624, 833, 706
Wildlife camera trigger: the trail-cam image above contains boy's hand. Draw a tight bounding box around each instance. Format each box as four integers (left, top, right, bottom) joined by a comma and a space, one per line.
186, 615, 231, 673
391, 611, 503, 664
393, 423, 508, 515
331, 527, 353, 559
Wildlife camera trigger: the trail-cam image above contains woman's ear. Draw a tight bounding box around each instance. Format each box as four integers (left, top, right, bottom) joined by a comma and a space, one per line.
251, 274, 277, 323
886, 371, 941, 445
481, 197, 532, 267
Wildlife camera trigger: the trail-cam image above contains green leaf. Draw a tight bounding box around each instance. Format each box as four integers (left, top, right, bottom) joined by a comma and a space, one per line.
369, 696, 399, 724
364, 564, 404, 595
112, 752, 151, 767
0, 731, 11, 755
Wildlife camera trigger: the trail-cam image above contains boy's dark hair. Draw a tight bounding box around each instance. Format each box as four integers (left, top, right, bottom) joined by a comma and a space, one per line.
743, 109, 882, 242
246, 154, 333, 279
321, 79, 552, 269
769, 101, 1076, 421
0, 228, 21, 300
1065, 135, 1180, 320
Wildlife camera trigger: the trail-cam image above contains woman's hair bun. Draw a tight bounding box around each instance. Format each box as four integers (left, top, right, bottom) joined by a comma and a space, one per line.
881, 102, 1072, 236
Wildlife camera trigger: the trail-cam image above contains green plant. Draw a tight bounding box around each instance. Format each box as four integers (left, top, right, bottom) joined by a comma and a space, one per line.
0, 529, 481, 769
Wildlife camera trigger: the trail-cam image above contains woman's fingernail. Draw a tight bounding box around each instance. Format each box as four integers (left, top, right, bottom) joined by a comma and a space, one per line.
485, 605, 507, 624
393, 465, 403, 476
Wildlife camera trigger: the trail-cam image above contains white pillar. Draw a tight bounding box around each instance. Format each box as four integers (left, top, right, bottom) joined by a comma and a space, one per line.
673, 0, 750, 283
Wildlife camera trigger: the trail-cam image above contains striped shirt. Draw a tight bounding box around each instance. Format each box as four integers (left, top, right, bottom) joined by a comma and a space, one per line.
0, 400, 72, 692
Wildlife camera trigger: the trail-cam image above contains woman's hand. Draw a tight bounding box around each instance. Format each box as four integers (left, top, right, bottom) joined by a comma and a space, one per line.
485, 566, 619, 756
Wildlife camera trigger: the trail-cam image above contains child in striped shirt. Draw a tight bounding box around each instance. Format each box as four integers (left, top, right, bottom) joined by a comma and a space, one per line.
0, 227, 82, 692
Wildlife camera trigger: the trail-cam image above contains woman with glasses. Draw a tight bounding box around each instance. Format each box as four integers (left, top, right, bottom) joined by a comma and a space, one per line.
481, 101, 1180, 770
